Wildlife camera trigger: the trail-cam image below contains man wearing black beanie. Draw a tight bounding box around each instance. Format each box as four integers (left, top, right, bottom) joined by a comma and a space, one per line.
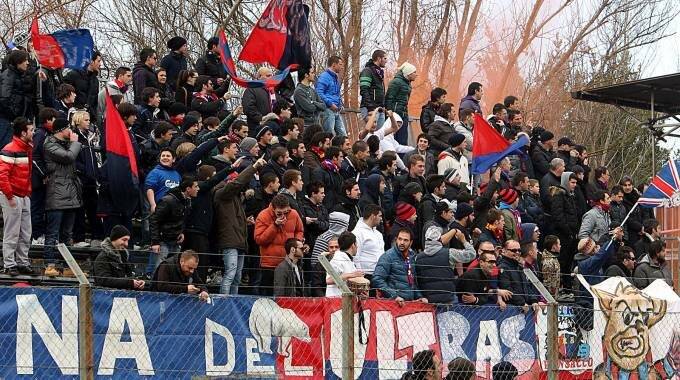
93, 225, 145, 290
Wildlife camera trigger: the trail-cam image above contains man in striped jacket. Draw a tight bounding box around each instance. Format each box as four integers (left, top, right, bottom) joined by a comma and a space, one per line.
0, 117, 36, 276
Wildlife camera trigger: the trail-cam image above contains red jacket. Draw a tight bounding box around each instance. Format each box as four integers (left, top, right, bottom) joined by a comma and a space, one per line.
255, 205, 304, 269
0, 136, 32, 199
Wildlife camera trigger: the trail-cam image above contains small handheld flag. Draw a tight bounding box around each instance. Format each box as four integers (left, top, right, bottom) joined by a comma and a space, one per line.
471, 113, 529, 174
638, 159, 680, 208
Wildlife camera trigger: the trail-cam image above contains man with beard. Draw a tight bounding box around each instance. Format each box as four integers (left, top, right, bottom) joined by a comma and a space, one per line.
334, 179, 362, 230
604, 246, 635, 284
373, 228, 428, 305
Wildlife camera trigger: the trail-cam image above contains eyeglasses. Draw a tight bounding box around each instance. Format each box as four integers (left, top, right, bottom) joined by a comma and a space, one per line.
506, 248, 522, 253
626, 257, 636, 261
482, 259, 497, 264
274, 209, 291, 217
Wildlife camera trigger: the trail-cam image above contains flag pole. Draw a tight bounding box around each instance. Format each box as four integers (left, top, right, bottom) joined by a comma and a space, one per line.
603, 202, 639, 251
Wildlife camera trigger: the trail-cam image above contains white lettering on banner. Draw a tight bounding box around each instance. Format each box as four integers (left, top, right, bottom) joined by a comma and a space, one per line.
246, 338, 275, 375
284, 350, 314, 377
205, 319, 235, 376
396, 312, 437, 354
377, 311, 407, 379
98, 298, 154, 376
476, 320, 502, 375
437, 311, 470, 362
329, 309, 370, 379
15, 295, 79, 375
500, 315, 535, 373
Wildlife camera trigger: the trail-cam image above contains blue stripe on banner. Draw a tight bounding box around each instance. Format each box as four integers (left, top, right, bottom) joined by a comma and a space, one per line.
50, 29, 94, 69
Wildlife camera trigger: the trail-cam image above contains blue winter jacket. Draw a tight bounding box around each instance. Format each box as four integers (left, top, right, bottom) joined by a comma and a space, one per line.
372, 246, 422, 300
316, 69, 342, 108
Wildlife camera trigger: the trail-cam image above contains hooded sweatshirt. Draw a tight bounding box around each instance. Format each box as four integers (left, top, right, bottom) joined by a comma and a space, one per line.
311, 212, 350, 262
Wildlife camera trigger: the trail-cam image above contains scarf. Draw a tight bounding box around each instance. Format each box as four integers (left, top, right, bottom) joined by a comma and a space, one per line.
486, 223, 504, 243
114, 79, 129, 93
227, 131, 242, 144
311, 146, 325, 160
321, 159, 339, 173
598, 203, 611, 213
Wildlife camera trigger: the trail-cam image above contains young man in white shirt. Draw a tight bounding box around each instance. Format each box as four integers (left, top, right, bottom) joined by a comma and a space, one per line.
352, 204, 385, 290
326, 231, 364, 297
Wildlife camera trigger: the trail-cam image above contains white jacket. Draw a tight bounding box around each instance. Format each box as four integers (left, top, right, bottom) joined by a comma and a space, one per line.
352, 219, 385, 275
325, 250, 358, 297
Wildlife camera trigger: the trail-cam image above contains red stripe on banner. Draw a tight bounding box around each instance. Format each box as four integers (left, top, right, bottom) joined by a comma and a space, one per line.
30, 18, 66, 69
651, 176, 675, 198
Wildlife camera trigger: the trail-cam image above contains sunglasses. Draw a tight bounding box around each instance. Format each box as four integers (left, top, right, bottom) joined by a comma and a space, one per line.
483, 259, 497, 264
506, 248, 522, 253
480, 249, 496, 254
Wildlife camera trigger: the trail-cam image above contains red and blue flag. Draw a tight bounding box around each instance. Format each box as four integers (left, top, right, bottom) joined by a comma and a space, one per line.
238, 0, 311, 70
638, 159, 680, 208
471, 113, 530, 174
217, 29, 293, 89
103, 91, 139, 215
30, 18, 94, 70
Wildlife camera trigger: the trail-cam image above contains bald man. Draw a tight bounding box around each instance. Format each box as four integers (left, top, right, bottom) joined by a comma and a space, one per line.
242, 68, 286, 136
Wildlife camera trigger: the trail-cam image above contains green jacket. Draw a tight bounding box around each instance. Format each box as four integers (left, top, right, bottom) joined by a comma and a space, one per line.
385, 71, 412, 118
359, 61, 385, 110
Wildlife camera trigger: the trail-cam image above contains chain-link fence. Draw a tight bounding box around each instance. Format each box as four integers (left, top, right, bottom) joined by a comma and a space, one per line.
1, 245, 680, 379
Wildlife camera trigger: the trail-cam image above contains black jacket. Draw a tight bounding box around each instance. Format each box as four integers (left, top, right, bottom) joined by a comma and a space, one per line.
184, 167, 234, 235
260, 159, 287, 184
531, 145, 555, 180
150, 187, 191, 244
64, 68, 99, 113
74, 127, 100, 187
132, 62, 160, 104
160, 51, 188, 92
419, 102, 438, 132
93, 238, 136, 289
301, 197, 329, 250
0, 65, 32, 120
457, 267, 494, 305
550, 187, 580, 238
195, 51, 228, 84
415, 248, 457, 304
242, 87, 284, 130
313, 165, 344, 211
498, 255, 538, 306
152, 253, 206, 293
334, 195, 361, 231
358, 61, 385, 111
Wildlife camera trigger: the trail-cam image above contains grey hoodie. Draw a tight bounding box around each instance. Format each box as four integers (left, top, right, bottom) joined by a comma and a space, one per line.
633, 254, 672, 288
560, 171, 574, 192
311, 212, 350, 262
423, 225, 476, 266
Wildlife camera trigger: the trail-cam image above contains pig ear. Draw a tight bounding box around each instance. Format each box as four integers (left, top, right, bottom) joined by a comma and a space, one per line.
592, 287, 615, 317
648, 298, 667, 327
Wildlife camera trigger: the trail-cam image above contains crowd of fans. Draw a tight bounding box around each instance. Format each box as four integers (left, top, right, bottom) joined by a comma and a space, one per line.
0, 35, 667, 317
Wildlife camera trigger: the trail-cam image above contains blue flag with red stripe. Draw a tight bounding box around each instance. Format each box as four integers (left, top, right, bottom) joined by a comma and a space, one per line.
218, 29, 294, 89
103, 90, 139, 215
30, 18, 94, 70
471, 113, 529, 174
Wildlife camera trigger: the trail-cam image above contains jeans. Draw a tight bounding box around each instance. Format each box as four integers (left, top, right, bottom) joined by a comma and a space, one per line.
44, 209, 76, 265
221, 248, 244, 295
30, 185, 46, 239
394, 115, 409, 145
0, 117, 11, 148
321, 108, 346, 137
0, 194, 31, 268
360, 107, 386, 128
146, 242, 179, 275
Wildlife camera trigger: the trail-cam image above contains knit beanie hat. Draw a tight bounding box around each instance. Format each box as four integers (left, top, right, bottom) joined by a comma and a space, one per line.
499, 188, 518, 205
255, 125, 272, 140
52, 118, 70, 133
182, 115, 199, 131
434, 201, 450, 216
448, 133, 466, 147
167, 36, 187, 51
110, 225, 131, 241
399, 62, 417, 77
168, 102, 188, 117
455, 202, 474, 220
239, 137, 258, 152
396, 202, 416, 221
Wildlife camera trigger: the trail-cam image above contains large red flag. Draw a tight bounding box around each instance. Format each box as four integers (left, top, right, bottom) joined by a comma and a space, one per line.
30, 18, 65, 69
238, 0, 290, 67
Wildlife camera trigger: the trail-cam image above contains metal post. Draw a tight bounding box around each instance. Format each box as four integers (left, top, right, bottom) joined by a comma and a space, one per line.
58, 244, 93, 380
546, 302, 559, 380
79, 283, 94, 380
318, 255, 354, 379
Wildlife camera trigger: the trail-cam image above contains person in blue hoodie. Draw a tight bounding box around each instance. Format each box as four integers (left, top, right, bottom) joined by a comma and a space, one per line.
458, 82, 483, 115
316, 56, 346, 137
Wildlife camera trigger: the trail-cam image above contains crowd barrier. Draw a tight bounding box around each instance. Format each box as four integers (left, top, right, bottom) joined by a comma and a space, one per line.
1, 276, 679, 379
